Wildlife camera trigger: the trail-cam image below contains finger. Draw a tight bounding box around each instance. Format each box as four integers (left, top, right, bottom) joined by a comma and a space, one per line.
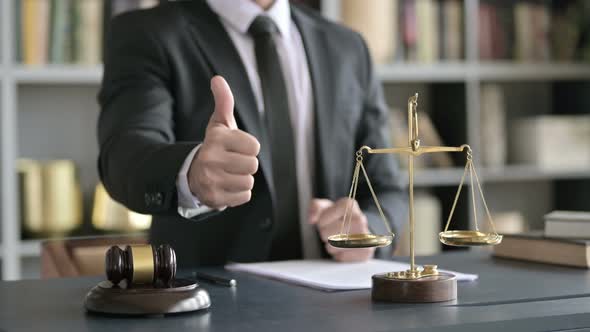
318, 213, 368, 243
218, 152, 259, 175
308, 198, 333, 225
223, 190, 252, 207
209, 76, 237, 129
334, 248, 374, 262
218, 173, 255, 193
327, 244, 374, 262
325, 243, 344, 256
222, 130, 261, 156
315, 198, 355, 228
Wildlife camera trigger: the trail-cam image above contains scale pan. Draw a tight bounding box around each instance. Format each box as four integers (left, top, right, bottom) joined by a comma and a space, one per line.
439, 230, 502, 246
328, 233, 393, 248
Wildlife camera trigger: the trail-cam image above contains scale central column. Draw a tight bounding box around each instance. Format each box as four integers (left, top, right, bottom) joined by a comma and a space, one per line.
408, 153, 415, 272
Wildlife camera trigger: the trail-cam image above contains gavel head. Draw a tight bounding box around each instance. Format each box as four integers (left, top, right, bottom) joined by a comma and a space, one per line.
105, 244, 176, 287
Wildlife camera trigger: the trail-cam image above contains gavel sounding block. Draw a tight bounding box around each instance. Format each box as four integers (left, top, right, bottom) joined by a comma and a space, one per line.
85, 278, 211, 315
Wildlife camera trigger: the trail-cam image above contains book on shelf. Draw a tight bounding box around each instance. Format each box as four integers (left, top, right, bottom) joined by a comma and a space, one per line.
402, 0, 417, 62
493, 231, 590, 268
479, 2, 510, 60
480, 84, 507, 167
18, 159, 83, 237
440, 0, 462, 61
340, 0, 463, 64
49, 0, 73, 64
415, 0, 439, 63
340, 0, 397, 64
394, 191, 442, 256
17, 0, 160, 66
21, 0, 50, 65
75, 0, 104, 65
544, 210, 590, 239
551, 2, 580, 61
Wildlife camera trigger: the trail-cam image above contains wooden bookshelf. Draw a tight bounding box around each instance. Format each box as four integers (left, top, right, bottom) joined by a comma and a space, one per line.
1, 0, 590, 279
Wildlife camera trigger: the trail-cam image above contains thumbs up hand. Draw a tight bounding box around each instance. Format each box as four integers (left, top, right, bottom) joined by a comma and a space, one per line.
188, 76, 261, 208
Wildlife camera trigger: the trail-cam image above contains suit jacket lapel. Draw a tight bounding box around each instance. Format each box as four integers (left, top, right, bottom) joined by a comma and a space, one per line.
291, 6, 334, 198
181, 1, 275, 198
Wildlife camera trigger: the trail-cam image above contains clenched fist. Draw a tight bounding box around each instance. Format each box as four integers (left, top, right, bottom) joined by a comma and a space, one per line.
309, 198, 375, 262
188, 76, 261, 208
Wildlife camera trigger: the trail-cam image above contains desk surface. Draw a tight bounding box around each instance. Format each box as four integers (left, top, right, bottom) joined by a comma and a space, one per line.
2, 252, 590, 332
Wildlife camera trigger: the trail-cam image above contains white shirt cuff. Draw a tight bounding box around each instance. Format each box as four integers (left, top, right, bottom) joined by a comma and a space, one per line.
176, 144, 225, 219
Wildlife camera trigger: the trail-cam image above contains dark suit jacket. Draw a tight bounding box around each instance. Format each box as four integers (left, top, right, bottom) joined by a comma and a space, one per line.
98, 0, 408, 267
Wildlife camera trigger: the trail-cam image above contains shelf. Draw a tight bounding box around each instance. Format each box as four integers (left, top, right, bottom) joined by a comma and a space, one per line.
19, 240, 41, 257
0, 240, 40, 258
1, 63, 589, 85
483, 165, 590, 183
477, 62, 590, 81
377, 63, 469, 82
412, 165, 590, 187
414, 168, 466, 186
377, 62, 590, 83
12, 65, 103, 84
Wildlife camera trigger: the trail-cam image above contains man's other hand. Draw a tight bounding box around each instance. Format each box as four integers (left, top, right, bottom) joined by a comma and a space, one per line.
309, 198, 375, 262
188, 76, 261, 208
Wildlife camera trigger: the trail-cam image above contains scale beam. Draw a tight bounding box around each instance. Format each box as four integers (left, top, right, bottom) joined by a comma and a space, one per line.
364, 145, 471, 156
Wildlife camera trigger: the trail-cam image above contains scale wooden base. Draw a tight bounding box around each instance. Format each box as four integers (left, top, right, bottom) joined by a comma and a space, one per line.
85, 279, 211, 315
372, 267, 457, 303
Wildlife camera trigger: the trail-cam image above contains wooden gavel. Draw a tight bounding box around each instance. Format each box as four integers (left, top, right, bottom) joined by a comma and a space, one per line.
105, 244, 176, 287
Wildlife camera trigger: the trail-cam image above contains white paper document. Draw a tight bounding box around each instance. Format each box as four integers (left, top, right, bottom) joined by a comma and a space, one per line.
226, 259, 478, 291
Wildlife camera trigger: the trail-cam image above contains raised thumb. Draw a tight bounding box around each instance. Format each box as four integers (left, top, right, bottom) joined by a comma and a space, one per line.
209, 75, 237, 129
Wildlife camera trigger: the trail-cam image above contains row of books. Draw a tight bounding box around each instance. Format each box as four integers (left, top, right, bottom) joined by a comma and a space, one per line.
493, 211, 590, 268
18, 159, 150, 239
17, 0, 159, 66
480, 0, 590, 62
341, 0, 463, 64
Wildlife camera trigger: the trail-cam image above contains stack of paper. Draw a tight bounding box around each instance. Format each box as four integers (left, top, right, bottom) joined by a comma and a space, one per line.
226, 259, 477, 291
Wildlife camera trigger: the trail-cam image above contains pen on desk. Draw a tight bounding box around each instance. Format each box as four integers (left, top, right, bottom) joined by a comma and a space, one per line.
195, 272, 237, 287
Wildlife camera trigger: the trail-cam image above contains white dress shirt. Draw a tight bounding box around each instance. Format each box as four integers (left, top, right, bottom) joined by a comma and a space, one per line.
176, 0, 320, 259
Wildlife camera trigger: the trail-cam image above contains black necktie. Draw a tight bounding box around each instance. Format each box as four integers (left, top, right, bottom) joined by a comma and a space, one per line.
249, 15, 302, 260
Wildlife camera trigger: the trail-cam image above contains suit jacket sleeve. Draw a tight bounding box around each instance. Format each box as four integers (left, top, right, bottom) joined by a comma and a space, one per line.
98, 14, 197, 216
353, 34, 408, 257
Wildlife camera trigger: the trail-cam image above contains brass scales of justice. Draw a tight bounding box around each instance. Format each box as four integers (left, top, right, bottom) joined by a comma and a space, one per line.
327, 93, 503, 303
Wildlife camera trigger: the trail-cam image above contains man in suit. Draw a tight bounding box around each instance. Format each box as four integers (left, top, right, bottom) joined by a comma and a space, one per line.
98, 0, 407, 267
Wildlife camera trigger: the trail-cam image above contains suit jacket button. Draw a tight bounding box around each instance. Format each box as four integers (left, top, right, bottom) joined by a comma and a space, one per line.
154, 192, 163, 205
144, 193, 153, 206
260, 218, 272, 230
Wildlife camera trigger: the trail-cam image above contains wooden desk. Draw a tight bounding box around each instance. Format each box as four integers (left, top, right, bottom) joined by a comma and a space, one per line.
1, 252, 590, 332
